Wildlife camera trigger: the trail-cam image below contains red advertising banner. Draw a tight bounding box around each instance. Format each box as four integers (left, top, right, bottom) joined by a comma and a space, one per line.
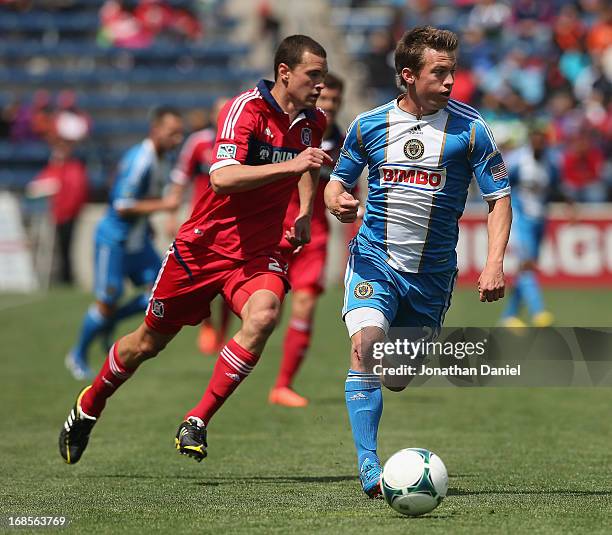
457, 205, 612, 287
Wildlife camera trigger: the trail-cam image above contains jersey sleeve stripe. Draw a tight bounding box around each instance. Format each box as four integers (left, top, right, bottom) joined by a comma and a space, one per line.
229, 90, 261, 139
221, 89, 252, 138
482, 186, 511, 200
221, 88, 257, 139
329, 174, 355, 188
209, 158, 240, 173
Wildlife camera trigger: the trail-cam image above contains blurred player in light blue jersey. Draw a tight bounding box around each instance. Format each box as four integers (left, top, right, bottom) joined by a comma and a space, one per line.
65, 107, 184, 379
501, 125, 563, 328
324, 26, 512, 498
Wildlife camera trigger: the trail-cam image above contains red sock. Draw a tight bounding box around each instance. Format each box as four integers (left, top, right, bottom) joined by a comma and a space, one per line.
275, 318, 311, 389
80, 343, 134, 418
185, 339, 260, 425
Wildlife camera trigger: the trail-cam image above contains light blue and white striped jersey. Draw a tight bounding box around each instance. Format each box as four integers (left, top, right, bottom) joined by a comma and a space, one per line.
331, 98, 510, 273
97, 139, 168, 251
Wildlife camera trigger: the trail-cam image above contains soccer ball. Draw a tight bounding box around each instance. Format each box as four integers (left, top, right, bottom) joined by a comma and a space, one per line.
381, 448, 448, 517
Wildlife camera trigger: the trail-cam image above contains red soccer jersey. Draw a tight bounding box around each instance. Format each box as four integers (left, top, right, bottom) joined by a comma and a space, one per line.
170, 126, 215, 210
176, 80, 326, 259
282, 122, 344, 248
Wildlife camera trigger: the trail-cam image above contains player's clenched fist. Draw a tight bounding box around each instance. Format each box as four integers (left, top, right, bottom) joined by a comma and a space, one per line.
326, 189, 360, 223
289, 147, 333, 174
478, 264, 506, 302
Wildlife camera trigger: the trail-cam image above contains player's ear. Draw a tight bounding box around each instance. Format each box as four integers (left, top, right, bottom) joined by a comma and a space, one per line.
277, 63, 290, 84
401, 67, 417, 86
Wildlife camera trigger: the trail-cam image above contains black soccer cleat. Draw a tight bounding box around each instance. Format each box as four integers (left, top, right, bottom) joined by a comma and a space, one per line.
175, 416, 207, 462
59, 385, 97, 464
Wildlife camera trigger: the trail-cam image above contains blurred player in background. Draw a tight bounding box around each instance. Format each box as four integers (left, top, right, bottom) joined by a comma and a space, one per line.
325, 26, 511, 497
59, 35, 330, 465
64, 107, 183, 379
269, 72, 346, 407
501, 124, 565, 327
165, 97, 233, 355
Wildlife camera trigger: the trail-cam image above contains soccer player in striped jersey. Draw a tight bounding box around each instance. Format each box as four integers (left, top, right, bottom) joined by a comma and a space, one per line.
65, 107, 184, 380
59, 35, 330, 465
325, 26, 512, 497
501, 124, 563, 327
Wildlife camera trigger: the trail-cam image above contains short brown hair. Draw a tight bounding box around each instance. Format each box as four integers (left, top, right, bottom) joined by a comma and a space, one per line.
324, 72, 344, 92
274, 35, 327, 80
394, 26, 458, 86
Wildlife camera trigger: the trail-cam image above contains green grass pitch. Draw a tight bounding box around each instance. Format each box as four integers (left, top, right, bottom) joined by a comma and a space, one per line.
0, 287, 611, 534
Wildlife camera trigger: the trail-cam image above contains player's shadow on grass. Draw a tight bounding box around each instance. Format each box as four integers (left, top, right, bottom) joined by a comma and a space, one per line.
86, 474, 357, 485
196, 475, 358, 486
449, 487, 612, 496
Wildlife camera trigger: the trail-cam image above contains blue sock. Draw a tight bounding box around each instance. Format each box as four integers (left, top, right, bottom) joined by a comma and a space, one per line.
72, 305, 112, 362
502, 285, 522, 318
113, 293, 150, 323
516, 271, 544, 316
345, 369, 383, 469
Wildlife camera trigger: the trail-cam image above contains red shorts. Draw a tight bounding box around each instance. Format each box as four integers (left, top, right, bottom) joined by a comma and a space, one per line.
145, 240, 289, 334
283, 240, 327, 296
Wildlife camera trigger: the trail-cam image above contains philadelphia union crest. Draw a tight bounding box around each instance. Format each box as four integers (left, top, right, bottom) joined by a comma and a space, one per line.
404, 138, 425, 160
301, 127, 312, 146
354, 281, 374, 299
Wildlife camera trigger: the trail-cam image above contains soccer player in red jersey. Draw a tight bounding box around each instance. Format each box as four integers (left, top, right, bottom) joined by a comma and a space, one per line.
166, 97, 234, 355
269, 73, 346, 407
59, 35, 331, 464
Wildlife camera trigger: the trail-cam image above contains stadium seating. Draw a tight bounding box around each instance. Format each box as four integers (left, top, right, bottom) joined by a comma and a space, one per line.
0, 0, 260, 192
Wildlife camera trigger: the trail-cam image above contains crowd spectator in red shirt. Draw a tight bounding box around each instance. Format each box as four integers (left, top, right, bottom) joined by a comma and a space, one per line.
28, 107, 90, 284
561, 131, 607, 202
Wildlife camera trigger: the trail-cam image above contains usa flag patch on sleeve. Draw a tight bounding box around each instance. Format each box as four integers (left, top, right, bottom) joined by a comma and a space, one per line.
491, 162, 508, 181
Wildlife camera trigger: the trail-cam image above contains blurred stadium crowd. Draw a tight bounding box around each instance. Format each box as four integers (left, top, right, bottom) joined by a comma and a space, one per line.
335, 0, 611, 203
0, 0, 610, 287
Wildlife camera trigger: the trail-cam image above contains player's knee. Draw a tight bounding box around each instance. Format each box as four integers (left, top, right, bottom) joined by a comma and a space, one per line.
351, 327, 384, 372
96, 301, 115, 318
247, 306, 280, 337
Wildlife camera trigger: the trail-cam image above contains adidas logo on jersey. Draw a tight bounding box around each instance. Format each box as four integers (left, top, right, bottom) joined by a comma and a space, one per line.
380, 165, 446, 191
406, 124, 423, 135
225, 372, 241, 382
349, 392, 368, 401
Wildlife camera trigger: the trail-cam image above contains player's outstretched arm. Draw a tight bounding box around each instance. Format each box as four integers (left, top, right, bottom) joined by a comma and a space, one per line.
115, 193, 181, 217
478, 195, 512, 302
324, 180, 360, 224
210, 147, 332, 195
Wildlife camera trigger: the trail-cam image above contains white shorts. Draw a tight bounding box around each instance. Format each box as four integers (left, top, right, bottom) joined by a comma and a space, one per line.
344, 307, 390, 338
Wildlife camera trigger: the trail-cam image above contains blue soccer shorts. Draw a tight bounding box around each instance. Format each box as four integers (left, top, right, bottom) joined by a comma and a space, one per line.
94, 238, 161, 305
342, 238, 457, 333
